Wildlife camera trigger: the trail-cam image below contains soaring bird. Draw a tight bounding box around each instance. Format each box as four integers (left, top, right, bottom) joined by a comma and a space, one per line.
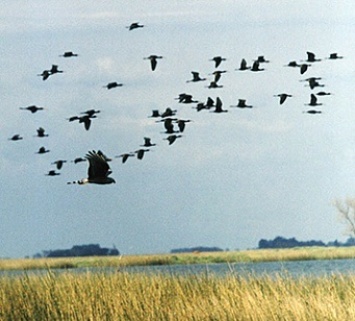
176, 119, 191, 132
144, 55, 163, 71
135, 149, 150, 160
303, 77, 324, 90
285, 61, 300, 67
103, 82, 123, 89
307, 94, 322, 106
37, 70, 51, 81
210, 56, 226, 68
304, 110, 322, 114
20, 105, 44, 113
274, 93, 292, 105
9, 134, 23, 141
160, 107, 177, 118
164, 134, 182, 145
69, 115, 95, 130
300, 63, 310, 75
49, 65, 63, 74
157, 117, 177, 134
81, 109, 100, 117
116, 153, 135, 164
327, 53, 343, 59
46, 170, 60, 176
60, 51, 78, 57
210, 70, 227, 83
149, 110, 161, 118
52, 160, 67, 170
36, 127, 48, 137
257, 55, 270, 63
36, 146, 50, 154
72, 150, 115, 185
127, 22, 144, 30
187, 71, 206, 82
237, 58, 250, 71
306, 51, 321, 62
72, 157, 86, 164
207, 81, 223, 89
213, 97, 228, 113
250, 60, 264, 72
141, 137, 156, 147
316, 91, 332, 96
230, 99, 253, 109
176, 93, 198, 104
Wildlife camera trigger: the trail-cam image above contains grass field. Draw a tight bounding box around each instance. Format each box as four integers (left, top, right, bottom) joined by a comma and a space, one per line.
1, 246, 355, 271
1, 270, 355, 320
1, 247, 355, 320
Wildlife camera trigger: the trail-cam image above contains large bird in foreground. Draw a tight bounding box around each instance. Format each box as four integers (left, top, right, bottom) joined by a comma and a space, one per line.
72, 150, 115, 185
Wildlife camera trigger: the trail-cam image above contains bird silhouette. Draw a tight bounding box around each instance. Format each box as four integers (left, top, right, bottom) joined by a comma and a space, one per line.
127, 22, 144, 30
9, 134, 23, 141
144, 55, 163, 71
285, 61, 300, 67
257, 56, 270, 63
176, 119, 191, 132
160, 107, 177, 118
306, 51, 321, 62
71, 150, 115, 185
20, 105, 44, 113
250, 60, 264, 72
116, 153, 135, 164
316, 91, 331, 96
60, 51, 78, 57
52, 160, 67, 170
274, 93, 292, 105
141, 137, 156, 147
327, 53, 343, 59
304, 109, 322, 114
81, 109, 100, 117
210, 56, 226, 68
164, 134, 182, 145
148, 110, 161, 118
300, 63, 310, 75
306, 94, 322, 106
46, 170, 60, 176
207, 81, 223, 89
36, 146, 50, 154
104, 82, 123, 89
210, 70, 227, 83
187, 71, 206, 82
213, 97, 228, 113
176, 93, 198, 104
237, 58, 251, 71
37, 70, 51, 81
303, 77, 324, 90
135, 149, 150, 160
49, 65, 63, 74
72, 157, 86, 164
230, 99, 253, 109
36, 127, 48, 137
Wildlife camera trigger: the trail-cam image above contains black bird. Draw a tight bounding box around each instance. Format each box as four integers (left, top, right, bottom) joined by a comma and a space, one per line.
104, 82, 123, 89
213, 97, 228, 113
210, 56, 226, 68
231, 99, 253, 109
316, 91, 332, 96
303, 77, 324, 90
144, 55, 163, 71
60, 51, 78, 57
20, 105, 44, 113
141, 137, 156, 147
300, 63, 310, 75
52, 160, 67, 170
164, 134, 182, 145
274, 93, 292, 105
205, 97, 215, 108
71, 150, 115, 185
210, 70, 227, 83
257, 55, 270, 63
9, 134, 23, 141
81, 109, 100, 117
187, 71, 206, 82
36, 146, 50, 154
176, 119, 191, 132
49, 65, 63, 74
327, 53, 343, 59
68, 115, 95, 130
37, 69, 51, 81
127, 22, 144, 30
304, 110, 322, 114
135, 149, 150, 160
237, 58, 251, 71
36, 127, 48, 138
116, 153, 135, 164
207, 81, 223, 89
176, 93, 198, 104
149, 110, 161, 118
306, 94, 322, 106
194, 102, 208, 112
306, 51, 321, 62
46, 170, 60, 176
160, 107, 177, 118
250, 60, 264, 72
72, 157, 86, 164
157, 117, 177, 134
285, 61, 300, 67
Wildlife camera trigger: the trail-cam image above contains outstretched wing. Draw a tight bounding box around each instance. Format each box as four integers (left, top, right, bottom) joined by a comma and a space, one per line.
86, 151, 111, 179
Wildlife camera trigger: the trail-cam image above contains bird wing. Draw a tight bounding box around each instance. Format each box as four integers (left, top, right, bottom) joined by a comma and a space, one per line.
150, 57, 157, 71
86, 151, 111, 179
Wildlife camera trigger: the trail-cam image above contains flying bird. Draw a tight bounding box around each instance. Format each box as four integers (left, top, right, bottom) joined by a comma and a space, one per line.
49, 65, 63, 74
135, 149, 150, 160
187, 71, 206, 82
9, 134, 23, 141
144, 55, 163, 71
306, 51, 321, 62
36, 127, 48, 137
230, 99, 253, 109
20, 105, 44, 113
103, 82, 123, 89
148, 110, 161, 118
285, 61, 300, 67
52, 160, 67, 170
210, 56, 226, 68
37, 69, 51, 81
237, 58, 251, 71
60, 51, 78, 57
116, 153, 135, 164
127, 22, 144, 30
327, 53, 343, 59
257, 55, 270, 63
210, 70, 227, 83
306, 94, 322, 106
176, 119, 191, 132
304, 110, 322, 114
300, 63, 310, 75
36, 146, 50, 154
46, 170, 60, 176
141, 137, 156, 147
274, 93, 292, 105
71, 150, 115, 185
213, 97, 228, 113
250, 60, 264, 72
164, 134, 182, 145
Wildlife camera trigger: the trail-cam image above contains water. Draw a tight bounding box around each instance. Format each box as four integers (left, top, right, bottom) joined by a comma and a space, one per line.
2, 259, 355, 278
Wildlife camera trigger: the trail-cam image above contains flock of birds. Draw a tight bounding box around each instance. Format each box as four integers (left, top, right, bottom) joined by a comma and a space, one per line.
7, 21, 343, 185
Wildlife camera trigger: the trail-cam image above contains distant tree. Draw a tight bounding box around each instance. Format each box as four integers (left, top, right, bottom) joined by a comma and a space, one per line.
334, 198, 355, 237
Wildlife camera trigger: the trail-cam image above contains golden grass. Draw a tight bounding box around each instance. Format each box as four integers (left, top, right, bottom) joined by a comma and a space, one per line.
1, 270, 355, 320
2, 246, 355, 271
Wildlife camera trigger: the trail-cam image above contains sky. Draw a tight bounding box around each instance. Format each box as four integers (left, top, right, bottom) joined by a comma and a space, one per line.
0, 0, 354, 258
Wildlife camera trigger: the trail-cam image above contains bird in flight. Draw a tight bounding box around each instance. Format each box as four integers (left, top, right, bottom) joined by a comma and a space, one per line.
9, 134, 23, 141
71, 150, 115, 185
103, 82, 123, 89
144, 55, 163, 71
20, 105, 44, 113
36, 127, 48, 138
116, 153, 135, 164
210, 56, 226, 68
187, 71, 206, 83
230, 99, 253, 109
274, 93, 292, 105
60, 51, 78, 58
127, 22, 144, 30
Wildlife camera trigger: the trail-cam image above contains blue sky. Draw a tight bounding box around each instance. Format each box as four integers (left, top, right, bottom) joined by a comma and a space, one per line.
1, 0, 354, 258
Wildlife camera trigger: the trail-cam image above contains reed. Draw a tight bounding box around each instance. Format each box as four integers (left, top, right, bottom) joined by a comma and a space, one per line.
1, 270, 355, 320
1, 247, 355, 271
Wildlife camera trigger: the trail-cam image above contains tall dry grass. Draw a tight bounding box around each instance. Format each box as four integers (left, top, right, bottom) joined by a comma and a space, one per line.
1, 270, 355, 320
